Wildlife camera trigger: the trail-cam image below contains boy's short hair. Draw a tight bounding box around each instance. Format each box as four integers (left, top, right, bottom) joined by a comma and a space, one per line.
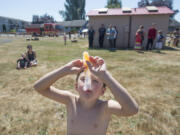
76, 70, 106, 88
27, 45, 32, 49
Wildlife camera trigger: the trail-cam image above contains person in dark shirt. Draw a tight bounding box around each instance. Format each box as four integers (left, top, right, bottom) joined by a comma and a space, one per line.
88, 26, 95, 48
146, 23, 157, 50
68, 32, 71, 40
98, 24, 106, 48
16, 53, 28, 69
113, 26, 118, 49
26, 45, 37, 67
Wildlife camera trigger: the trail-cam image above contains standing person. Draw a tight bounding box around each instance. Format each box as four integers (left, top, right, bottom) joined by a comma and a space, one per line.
34, 55, 138, 135
64, 33, 67, 46
146, 23, 157, 50
134, 29, 142, 50
98, 24, 106, 48
134, 25, 144, 50
172, 28, 180, 47
106, 24, 116, 49
68, 32, 71, 40
155, 30, 164, 52
167, 32, 173, 46
26, 45, 37, 67
79, 29, 83, 38
88, 26, 95, 48
113, 26, 118, 49
139, 25, 145, 49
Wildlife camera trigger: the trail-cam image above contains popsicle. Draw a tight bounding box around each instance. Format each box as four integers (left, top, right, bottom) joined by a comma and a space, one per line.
83, 51, 91, 91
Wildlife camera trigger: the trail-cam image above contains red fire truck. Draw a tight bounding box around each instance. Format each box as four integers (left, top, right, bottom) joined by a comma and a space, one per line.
26, 23, 61, 37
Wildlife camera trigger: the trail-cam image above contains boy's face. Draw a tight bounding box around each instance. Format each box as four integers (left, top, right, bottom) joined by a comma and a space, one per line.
76, 72, 105, 101
27, 47, 32, 51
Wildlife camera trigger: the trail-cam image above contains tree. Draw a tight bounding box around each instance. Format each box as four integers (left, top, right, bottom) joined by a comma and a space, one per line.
59, 0, 86, 21
138, 0, 179, 18
40, 14, 55, 23
138, 0, 172, 9
138, 0, 150, 7
32, 14, 55, 24
106, 0, 122, 8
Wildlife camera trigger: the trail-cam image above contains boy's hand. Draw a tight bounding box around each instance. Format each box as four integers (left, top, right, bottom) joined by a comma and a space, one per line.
65, 59, 84, 74
86, 56, 107, 78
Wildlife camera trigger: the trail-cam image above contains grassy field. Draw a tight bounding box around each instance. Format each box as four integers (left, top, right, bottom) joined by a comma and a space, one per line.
0, 36, 180, 135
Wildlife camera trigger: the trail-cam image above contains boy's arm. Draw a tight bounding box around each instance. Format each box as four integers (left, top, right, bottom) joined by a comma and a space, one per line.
34, 60, 84, 105
87, 58, 138, 117
102, 71, 138, 117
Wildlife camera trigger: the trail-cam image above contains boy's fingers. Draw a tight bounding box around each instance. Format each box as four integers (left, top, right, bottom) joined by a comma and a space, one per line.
89, 56, 96, 64
72, 59, 83, 67
94, 56, 100, 61
94, 56, 104, 64
89, 56, 98, 67
98, 59, 104, 65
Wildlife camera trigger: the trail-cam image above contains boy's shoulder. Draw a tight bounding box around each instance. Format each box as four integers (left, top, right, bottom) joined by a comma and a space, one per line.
96, 99, 120, 110
96, 100, 122, 115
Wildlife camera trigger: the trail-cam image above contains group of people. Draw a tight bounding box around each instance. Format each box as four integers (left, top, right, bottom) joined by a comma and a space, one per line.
88, 24, 118, 49
88, 23, 180, 51
167, 28, 180, 47
135, 24, 180, 51
135, 23, 165, 51
16, 45, 37, 69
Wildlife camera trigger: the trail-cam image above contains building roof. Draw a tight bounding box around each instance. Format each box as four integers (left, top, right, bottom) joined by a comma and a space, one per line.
57, 20, 86, 27
0, 16, 30, 23
87, 6, 174, 17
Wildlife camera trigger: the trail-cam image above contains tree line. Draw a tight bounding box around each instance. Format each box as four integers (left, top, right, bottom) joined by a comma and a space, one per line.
32, 0, 178, 23
59, 0, 122, 21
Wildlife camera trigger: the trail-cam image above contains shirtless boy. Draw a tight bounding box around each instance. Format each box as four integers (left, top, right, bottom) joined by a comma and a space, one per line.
34, 56, 138, 135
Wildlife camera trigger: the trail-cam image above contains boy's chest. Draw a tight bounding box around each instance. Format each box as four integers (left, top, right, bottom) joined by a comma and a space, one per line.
67, 105, 110, 135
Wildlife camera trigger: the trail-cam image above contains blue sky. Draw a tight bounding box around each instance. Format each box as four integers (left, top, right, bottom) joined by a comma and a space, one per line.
0, 0, 179, 22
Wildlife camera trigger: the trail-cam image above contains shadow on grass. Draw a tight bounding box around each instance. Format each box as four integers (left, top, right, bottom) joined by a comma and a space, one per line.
88, 47, 130, 52
88, 45, 180, 54
151, 50, 166, 54
135, 50, 145, 54
163, 46, 180, 51
89, 47, 119, 52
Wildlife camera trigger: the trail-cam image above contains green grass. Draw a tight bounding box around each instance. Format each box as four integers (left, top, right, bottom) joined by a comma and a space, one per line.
0, 36, 180, 135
